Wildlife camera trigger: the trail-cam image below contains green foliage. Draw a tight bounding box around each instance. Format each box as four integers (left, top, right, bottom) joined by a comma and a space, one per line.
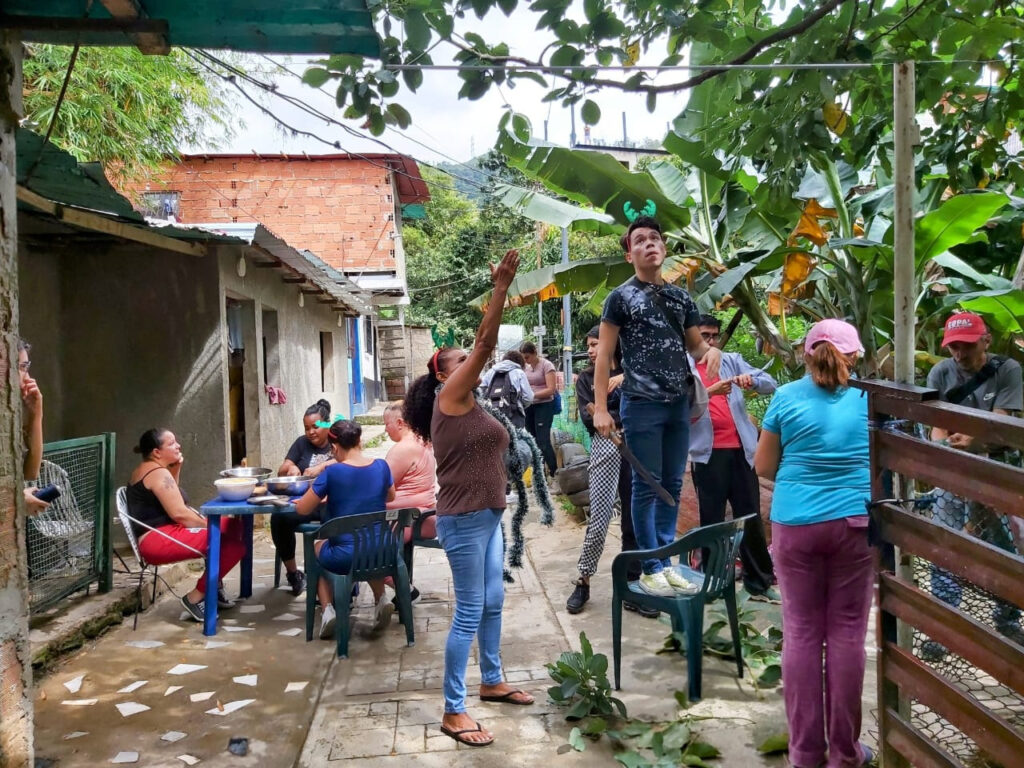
21, 44, 239, 181
659, 592, 782, 692
606, 714, 722, 768
546, 631, 627, 720
756, 732, 791, 755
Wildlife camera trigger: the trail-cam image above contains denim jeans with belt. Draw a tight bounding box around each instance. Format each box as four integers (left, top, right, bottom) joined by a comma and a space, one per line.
435, 508, 505, 714
619, 395, 689, 575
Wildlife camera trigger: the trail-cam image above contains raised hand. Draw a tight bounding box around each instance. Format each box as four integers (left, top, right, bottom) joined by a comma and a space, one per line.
489, 249, 520, 292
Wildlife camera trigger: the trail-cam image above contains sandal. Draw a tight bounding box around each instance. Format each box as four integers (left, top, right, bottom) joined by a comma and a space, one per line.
440, 720, 494, 747
480, 688, 534, 705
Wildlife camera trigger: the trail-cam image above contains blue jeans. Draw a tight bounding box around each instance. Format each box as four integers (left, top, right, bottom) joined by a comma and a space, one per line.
619, 395, 689, 575
435, 508, 505, 714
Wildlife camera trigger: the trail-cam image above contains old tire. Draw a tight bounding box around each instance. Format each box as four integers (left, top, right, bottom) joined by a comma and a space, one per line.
555, 462, 589, 496
558, 442, 588, 469
568, 489, 591, 508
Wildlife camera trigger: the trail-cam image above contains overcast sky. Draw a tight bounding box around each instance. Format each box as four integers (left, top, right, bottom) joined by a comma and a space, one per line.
190, 8, 690, 169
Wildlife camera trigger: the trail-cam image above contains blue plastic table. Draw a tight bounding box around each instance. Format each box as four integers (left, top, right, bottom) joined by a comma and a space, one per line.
198, 497, 299, 637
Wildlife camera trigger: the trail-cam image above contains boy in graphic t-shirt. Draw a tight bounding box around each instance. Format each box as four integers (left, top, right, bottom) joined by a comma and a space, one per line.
592, 215, 721, 597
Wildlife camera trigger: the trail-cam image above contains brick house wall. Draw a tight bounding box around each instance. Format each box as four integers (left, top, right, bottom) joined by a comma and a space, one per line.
125, 154, 426, 276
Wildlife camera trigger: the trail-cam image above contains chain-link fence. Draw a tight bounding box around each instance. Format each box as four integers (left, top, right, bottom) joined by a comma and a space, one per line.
27, 434, 115, 611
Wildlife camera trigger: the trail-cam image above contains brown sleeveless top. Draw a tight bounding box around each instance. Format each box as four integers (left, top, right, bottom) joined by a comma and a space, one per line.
431, 398, 509, 516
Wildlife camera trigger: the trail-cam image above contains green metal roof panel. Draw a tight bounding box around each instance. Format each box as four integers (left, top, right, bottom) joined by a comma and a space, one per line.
16, 128, 143, 221
3, 1, 380, 56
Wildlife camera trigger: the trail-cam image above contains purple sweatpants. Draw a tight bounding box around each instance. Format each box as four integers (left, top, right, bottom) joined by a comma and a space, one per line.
773, 517, 874, 768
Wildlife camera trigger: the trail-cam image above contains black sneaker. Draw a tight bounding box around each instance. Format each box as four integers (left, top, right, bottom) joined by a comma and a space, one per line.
623, 601, 659, 619
217, 587, 235, 609
391, 586, 420, 607
286, 569, 306, 597
566, 580, 590, 614
181, 594, 205, 623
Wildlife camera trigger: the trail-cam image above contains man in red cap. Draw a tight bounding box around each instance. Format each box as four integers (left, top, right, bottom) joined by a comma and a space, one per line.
922, 312, 1023, 659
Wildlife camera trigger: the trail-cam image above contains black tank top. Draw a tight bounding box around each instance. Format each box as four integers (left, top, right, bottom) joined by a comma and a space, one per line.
126, 467, 189, 539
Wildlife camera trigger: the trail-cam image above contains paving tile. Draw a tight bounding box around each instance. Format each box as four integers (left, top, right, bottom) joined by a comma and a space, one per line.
393, 724, 426, 754
328, 726, 395, 760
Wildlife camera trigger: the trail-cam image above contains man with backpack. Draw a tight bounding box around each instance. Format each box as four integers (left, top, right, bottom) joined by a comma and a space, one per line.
923, 312, 1023, 659
480, 350, 534, 429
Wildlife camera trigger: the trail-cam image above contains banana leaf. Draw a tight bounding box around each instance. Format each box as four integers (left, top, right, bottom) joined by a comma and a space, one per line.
493, 183, 617, 233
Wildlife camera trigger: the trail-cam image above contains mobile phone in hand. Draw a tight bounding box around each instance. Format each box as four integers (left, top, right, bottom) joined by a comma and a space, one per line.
33, 484, 61, 503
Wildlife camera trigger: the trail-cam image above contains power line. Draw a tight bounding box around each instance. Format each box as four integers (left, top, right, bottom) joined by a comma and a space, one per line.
382, 59, 1009, 73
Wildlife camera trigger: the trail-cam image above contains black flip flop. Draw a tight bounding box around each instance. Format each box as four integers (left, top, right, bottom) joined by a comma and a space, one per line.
440, 721, 494, 747
480, 689, 534, 705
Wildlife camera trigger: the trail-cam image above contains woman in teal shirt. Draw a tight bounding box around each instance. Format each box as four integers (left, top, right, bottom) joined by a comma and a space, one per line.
754, 319, 873, 768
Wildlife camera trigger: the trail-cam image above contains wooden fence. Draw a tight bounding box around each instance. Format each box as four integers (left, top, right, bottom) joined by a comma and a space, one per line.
858, 379, 1024, 767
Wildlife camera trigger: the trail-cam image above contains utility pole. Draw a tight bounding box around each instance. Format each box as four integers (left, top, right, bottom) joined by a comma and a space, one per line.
893, 61, 918, 386
560, 227, 572, 383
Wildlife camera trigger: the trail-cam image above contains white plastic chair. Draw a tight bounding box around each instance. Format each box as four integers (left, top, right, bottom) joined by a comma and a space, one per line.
115, 486, 204, 629
29, 460, 93, 567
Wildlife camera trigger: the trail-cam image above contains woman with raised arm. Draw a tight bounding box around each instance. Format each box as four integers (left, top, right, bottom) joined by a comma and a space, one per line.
402, 249, 534, 748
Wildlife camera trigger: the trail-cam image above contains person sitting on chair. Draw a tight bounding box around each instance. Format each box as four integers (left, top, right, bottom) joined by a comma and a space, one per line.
18, 339, 48, 516
295, 419, 396, 640
127, 428, 245, 623
273, 399, 338, 596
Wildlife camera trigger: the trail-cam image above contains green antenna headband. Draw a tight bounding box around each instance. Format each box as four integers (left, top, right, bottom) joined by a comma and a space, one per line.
623, 199, 657, 223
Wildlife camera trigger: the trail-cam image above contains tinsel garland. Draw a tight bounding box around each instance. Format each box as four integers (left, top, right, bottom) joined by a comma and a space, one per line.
434, 382, 556, 580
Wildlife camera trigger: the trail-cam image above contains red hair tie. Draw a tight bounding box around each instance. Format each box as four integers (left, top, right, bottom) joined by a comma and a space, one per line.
431, 348, 441, 374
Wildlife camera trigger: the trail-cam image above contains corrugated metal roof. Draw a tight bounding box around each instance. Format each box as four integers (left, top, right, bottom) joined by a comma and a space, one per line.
2, 1, 380, 56
194, 222, 373, 315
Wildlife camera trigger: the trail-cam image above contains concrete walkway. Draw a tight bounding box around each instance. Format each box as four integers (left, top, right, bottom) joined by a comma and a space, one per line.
33, 437, 878, 766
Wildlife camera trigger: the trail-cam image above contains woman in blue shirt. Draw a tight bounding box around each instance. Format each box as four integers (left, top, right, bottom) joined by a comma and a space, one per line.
754, 319, 873, 768
296, 420, 395, 640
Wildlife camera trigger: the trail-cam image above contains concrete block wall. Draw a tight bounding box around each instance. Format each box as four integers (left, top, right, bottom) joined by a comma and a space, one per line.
127, 157, 401, 274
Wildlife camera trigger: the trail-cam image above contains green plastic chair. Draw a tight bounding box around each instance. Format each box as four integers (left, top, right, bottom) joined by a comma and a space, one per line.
611, 515, 751, 701
303, 508, 417, 658
402, 509, 439, 584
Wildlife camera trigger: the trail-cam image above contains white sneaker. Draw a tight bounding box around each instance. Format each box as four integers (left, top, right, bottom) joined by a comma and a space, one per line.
319, 603, 336, 640
664, 569, 699, 594
373, 593, 395, 631
637, 571, 675, 597
505, 491, 518, 505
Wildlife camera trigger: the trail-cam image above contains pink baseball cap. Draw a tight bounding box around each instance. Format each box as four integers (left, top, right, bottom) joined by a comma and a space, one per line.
803, 319, 865, 355
941, 312, 987, 347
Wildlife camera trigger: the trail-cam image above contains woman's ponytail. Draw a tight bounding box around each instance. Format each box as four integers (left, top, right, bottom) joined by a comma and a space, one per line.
805, 342, 855, 391
402, 348, 450, 442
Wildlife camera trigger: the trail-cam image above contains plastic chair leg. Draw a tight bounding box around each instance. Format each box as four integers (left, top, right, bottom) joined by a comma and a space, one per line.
611, 588, 623, 690
394, 562, 415, 647
151, 566, 159, 604
334, 573, 353, 658
680, 599, 706, 702
402, 541, 414, 585
304, 540, 318, 642
723, 586, 744, 679
133, 569, 146, 631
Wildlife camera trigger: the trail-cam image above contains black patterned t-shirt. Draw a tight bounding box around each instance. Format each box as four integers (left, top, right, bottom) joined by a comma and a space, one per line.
601, 277, 699, 401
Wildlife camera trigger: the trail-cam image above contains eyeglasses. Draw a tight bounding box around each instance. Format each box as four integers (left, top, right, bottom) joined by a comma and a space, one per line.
700, 332, 720, 341
17, 360, 31, 372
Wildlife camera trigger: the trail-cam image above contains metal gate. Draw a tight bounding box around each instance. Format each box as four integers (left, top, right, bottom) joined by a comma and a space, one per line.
27, 434, 115, 611
861, 380, 1024, 767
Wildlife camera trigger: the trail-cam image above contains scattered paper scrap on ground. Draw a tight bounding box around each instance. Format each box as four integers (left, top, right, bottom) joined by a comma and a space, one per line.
205, 699, 254, 716
189, 691, 215, 702
167, 664, 207, 676
164, 686, 183, 696
118, 680, 147, 694
222, 626, 254, 633
115, 701, 150, 718
238, 605, 265, 614
124, 640, 164, 649
204, 641, 231, 649
63, 675, 85, 694
162, 731, 187, 743
61, 699, 98, 707
110, 751, 139, 764
284, 681, 308, 693
177, 756, 200, 766
62, 731, 88, 740
233, 674, 257, 687
277, 627, 302, 637
273, 612, 300, 621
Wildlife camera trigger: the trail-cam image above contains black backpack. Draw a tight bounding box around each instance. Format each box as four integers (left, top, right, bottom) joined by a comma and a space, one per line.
486, 370, 526, 429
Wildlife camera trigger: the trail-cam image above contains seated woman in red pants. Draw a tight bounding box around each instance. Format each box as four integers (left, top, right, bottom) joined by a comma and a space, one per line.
127, 428, 245, 623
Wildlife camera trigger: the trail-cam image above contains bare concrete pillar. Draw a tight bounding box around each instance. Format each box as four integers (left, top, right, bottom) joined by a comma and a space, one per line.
0, 34, 33, 768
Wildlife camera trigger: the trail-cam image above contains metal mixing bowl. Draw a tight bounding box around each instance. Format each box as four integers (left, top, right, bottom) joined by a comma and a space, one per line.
264, 476, 312, 496
219, 466, 273, 481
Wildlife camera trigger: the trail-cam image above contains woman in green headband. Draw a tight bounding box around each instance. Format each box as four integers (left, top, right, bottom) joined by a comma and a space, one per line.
273, 399, 341, 595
